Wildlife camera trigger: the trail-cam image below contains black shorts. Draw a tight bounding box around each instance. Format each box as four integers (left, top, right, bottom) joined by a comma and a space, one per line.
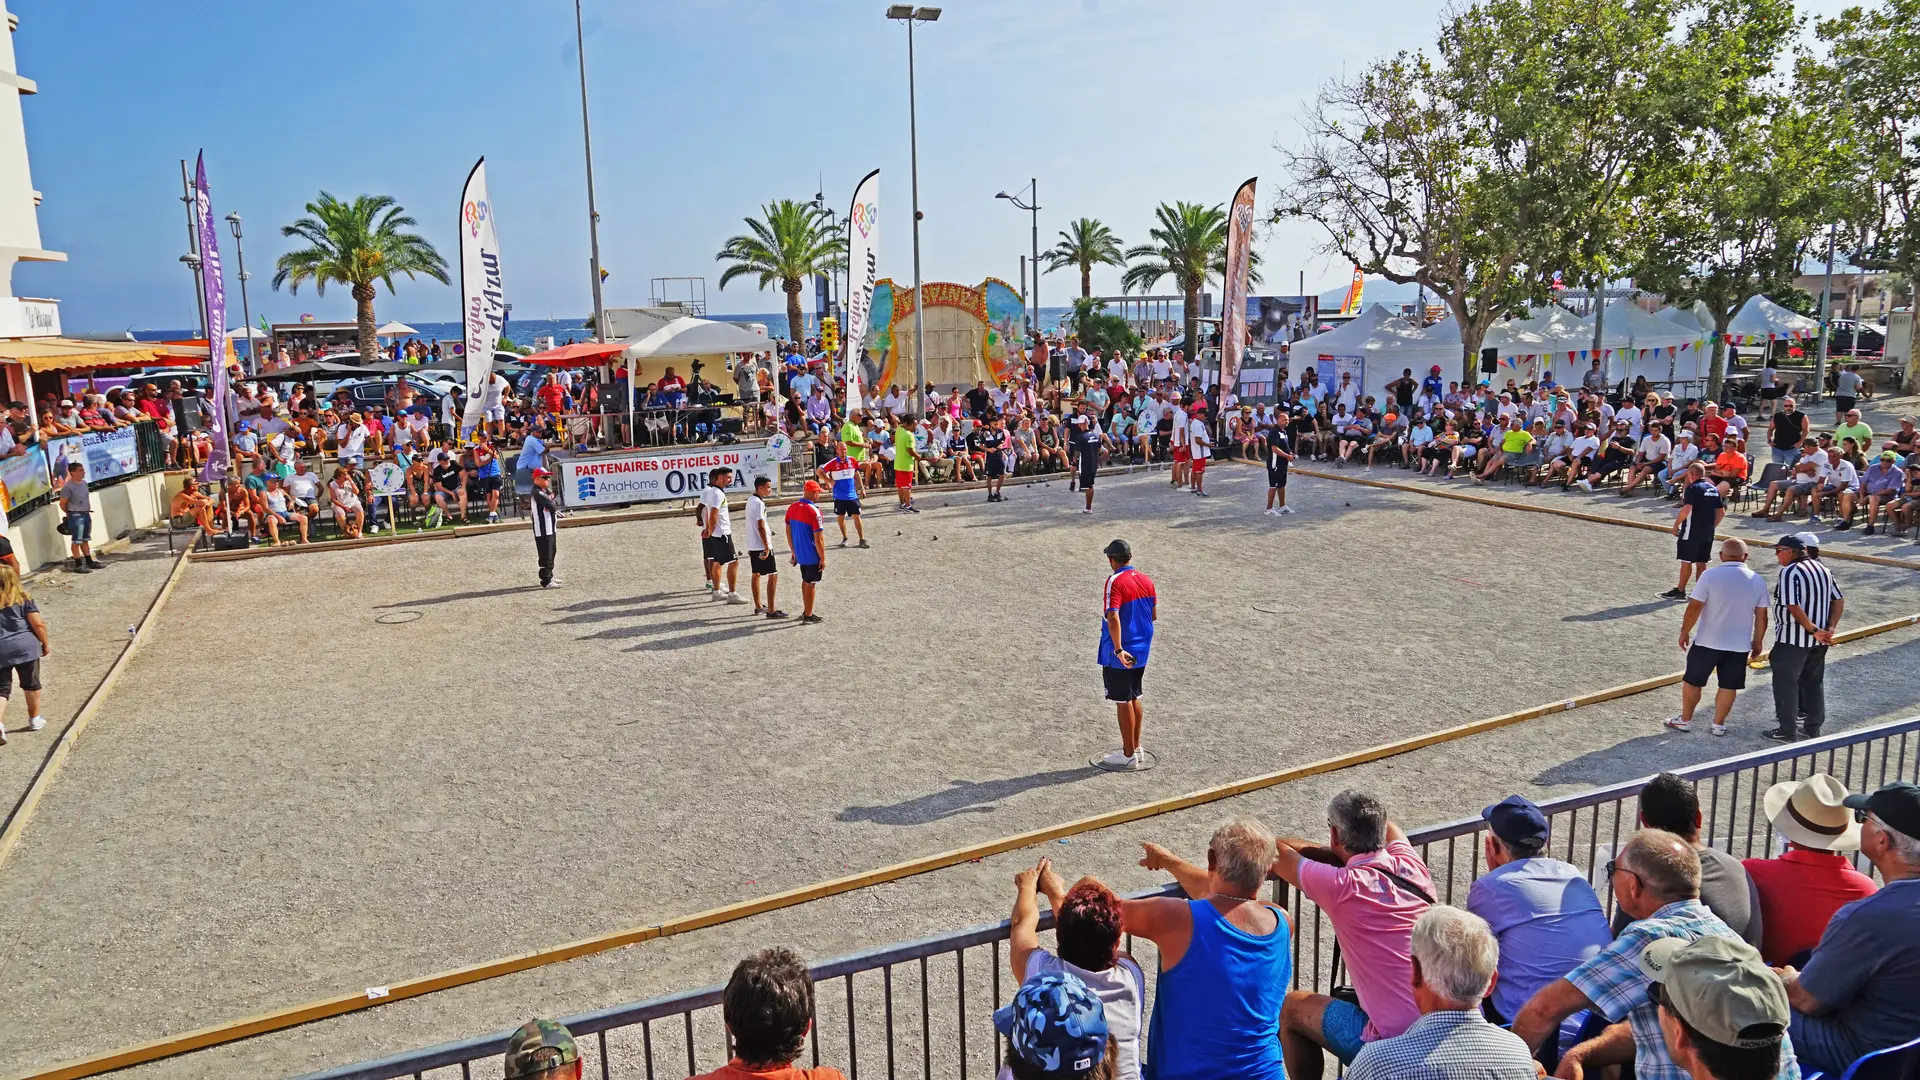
1677, 534, 1714, 565
1683, 645, 1749, 690
749, 550, 777, 575
0, 658, 41, 696
985, 455, 1006, 478
1760, 386, 1786, 400
834, 498, 862, 517
799, 561, 824, 583
473, 474, 502, 493
702, 536, 736, 563
1102, 665, 1146, 702
1267, 466, 1288, 489
1079, 454, 1099, 487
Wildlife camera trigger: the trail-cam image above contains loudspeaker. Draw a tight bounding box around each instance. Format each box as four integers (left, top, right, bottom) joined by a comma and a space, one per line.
210, 531, 251, 551
1480, 348, 1499, 374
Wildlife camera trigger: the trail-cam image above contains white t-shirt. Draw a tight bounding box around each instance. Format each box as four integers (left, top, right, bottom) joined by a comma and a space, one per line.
1725, 413, 1749, 438
1804, 449, 1832, 483
1640, 434, 1672, 463
1831, 459, 1860, 492
1150, 359, 1171, 381
285, 471, 321, 501
744, 494, 771, 553
699, 485, 732, 537
335, 423, 368, 458
484, 373, 509, 409
1171, 408, 1189, 447
1669, 443, 1700, 473
1690, 562, 1769, 653
1571, 434, 1602, 459
1189, 417, 1213, 459
1336, 383, 1359, 412
1616, 405, 1644, 440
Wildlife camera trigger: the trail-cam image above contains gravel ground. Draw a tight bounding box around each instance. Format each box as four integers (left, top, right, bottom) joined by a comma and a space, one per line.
3, 468, 1917, 1078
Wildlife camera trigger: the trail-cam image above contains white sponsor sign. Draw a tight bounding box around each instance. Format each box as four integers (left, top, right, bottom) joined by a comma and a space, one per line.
842, 169, 879, 415
558, 441, 780, 507
458, 158, 504, 436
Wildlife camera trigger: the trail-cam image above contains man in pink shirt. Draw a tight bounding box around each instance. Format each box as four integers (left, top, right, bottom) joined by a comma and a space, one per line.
1272, 790, 1435, 1079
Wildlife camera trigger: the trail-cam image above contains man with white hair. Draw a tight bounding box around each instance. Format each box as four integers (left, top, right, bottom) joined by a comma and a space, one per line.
1347, 907, 1539, 1080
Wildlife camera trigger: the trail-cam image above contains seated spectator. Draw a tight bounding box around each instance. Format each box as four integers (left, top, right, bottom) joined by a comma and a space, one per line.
1513, 829, 1799, 1080
1741, 774, 1876, 967
1776, 781, 1920, 1073
328, 466, 366, 539
284, 458, 324, 517
502, 1017, 581, 1080
690, 947, 845, 1079
260, 474, 310, 545
1613, 773, 1762, 947
1348, 906, 1539, 1080
996, 971, 1119, 1080
169, 477, 219, 534
1007, 857, 1144, 1080
1467, 796, 1613, 1025
1126, 818, 1289, 1080
1644, 936, 1794, 1080
1859, 451, 1905, 535
1275, 790, 1434, 1076
1575, 422, 1637, 490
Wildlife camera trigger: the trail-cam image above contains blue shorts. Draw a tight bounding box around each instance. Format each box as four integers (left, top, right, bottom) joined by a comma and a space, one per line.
66, 511, 92, 544
1320, 997, 1370, 1065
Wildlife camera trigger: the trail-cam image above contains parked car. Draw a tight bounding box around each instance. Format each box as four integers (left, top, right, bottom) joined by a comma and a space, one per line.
1827, 319, 1886, 357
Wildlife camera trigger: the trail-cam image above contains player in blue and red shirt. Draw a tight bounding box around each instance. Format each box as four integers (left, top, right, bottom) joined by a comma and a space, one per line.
816, 441, 868, 548
785, 481, 828, 624
1097, 538, 1157, 770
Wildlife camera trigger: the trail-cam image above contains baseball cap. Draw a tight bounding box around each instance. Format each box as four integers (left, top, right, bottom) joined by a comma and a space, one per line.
992, 972, 1110, 1077
503, 1018, 579, 1079
1883, 450, 1899, 461
1102, 538, 1131, 560
1638, 937, 1788, 1049
803, 480, 823, 497
1792, 531, 1822, 551
1773, 534, 1806, 553
1843, 781, 1920, 838
531, 467, 551, 478
1482, 795, 1550, 849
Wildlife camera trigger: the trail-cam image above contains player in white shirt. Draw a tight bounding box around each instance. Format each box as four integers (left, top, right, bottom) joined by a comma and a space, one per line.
1188, 408, 1214, 496
743, 474, 786, 619
1169, 400, 1191, 489
699, 466, 747, 604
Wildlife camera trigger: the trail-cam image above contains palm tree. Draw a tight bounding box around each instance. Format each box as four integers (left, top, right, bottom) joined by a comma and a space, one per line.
272, 193, 449, 366
1120, 201, 1261, 359
714, 199, 846, 343
1043, 218, 1127, 298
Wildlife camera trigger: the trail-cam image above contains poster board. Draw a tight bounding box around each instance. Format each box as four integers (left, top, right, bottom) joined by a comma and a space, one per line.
46, 427, 139, 485
557, 439, 780, 507
1317, 355, 1366, 397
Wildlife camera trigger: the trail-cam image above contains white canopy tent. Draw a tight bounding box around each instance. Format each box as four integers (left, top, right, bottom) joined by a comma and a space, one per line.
1284, 305, 1460, 394
620, 316, 776, 404
1658, 301, 1715, 334
1426, 307, 1599, 384
1575, 299, 1708, 384
1727, 295, 1819, 345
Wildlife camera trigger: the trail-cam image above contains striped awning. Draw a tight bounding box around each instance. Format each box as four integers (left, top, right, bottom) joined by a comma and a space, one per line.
0, 337, 208, 372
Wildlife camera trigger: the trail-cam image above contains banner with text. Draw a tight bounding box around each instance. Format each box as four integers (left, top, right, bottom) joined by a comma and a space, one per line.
195, 153, 231, 485
458, 158, 503, 436
1217, 177, 1258, 402
47, 427, 140, 486
842, 169, 880, 415
0, 443, 50, 512
558, 442, 781, 507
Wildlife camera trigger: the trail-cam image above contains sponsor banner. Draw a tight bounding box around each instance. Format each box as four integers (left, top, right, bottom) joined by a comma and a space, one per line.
1317, 354, 1367, 396
0, 443, 51, 512
195, 153, 231, 485
558, 441, 780, 507
46, 427, 140, 486
1218, 177, 1258, 401
842, 169, 880, 415
459, 158, 504, 436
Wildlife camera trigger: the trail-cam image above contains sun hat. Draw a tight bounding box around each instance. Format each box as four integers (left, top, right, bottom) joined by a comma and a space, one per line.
992, 971, 1110, 1078
1763, 774, 1861, 851
1638, 937, 1788, 1050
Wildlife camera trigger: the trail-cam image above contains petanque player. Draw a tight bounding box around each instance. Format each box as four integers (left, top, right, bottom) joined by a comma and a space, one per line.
1664, 461, 1725, 601
745, 474, 786, 619
785, 481, 828, 624
1665, 539, 1769, 737
1097, 539, 1157, 770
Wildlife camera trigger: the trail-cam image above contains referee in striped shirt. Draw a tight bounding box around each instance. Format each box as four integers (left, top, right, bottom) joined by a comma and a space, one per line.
1767, 533, 1844, 741
530, 467, 560, 589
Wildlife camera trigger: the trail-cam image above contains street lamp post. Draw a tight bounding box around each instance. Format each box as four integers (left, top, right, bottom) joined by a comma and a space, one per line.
887, 4, 939, 415
178, 159, 207, 338
1814, 57, 1860, 405
575, 0, 607, 346
225, 212, 256, 374
996, 180, 1040, 337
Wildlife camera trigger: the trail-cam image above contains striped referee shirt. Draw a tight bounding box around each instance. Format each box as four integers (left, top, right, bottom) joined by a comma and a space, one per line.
1774, 557, 1842, 647
531, 488, 559, 539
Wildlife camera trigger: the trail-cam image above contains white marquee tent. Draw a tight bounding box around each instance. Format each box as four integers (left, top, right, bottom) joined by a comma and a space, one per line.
1727, 295, 1820, 345
1284, 305, 1460, 393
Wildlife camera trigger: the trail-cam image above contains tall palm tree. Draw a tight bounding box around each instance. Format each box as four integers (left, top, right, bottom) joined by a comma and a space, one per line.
714, 199, 846, 343
272, 193, 449, 366
1043, 218, 1127, 298
1120, 201, 1261, 359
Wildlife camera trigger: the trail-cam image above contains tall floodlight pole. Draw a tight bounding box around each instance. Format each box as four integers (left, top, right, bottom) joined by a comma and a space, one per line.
575, 0, 607, 345
1815, 61, 1859, 403
179, 160, 207, 337
997, 180, 1040, 335
888, 4, 940, 414
226, 212, 256, 374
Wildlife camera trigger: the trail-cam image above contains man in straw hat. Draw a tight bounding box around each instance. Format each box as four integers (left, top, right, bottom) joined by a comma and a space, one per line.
502, 1017, 581, 1080
1740, 775, 1876, 966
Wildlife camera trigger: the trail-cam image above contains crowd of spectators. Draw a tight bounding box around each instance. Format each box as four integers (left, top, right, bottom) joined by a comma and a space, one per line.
495, 778, 1917, 1080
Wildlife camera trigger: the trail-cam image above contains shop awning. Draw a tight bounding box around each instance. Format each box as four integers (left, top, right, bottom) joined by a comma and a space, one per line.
0, 337, 208, 372
522, 341, 628, 367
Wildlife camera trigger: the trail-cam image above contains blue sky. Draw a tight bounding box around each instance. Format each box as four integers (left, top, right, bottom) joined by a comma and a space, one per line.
16, 0, 1850, 333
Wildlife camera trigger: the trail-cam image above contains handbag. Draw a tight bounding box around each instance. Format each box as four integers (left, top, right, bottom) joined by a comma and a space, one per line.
1326, 864, 1436, 1008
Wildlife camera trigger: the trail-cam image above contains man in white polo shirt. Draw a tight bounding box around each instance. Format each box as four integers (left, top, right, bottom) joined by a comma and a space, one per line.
1665, 538, 1769, 737
1188, 404, 1214, 497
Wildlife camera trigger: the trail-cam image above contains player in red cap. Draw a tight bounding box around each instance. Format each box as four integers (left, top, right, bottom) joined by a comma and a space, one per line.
786, 481, 828, 623
530, 467, 560, 588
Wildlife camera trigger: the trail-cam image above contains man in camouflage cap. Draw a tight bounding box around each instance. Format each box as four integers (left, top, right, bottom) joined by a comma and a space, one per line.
503, 1017, 581, 1080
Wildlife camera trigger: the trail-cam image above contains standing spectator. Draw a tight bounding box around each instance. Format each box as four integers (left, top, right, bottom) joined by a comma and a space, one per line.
1741, 775, 1877, 966
1007, 857, 1144, 1080
1776, 782, 1920, 1073
700, 467, 745, 604
0, 565, 48, 745
1767, 535, 1844, 742
785, 482, 827, 624
1614, 773, 1763, 947
1347, 907, 1540, 1080
471, 437, 504, 523
502, 1018, 580, 1080
1766, 399, 1808, 466
1275, 791, 1435, 1076
892, 415, 919, 512
1832, 365, 1864, 421
1467, 796, 1613, 1026
1664, 539, 1769, 737
744, 475, 784, 619
689, 948, 846, 1080
1512, 830, 1800, 1080
1126, 819, 1290, 1080
1641, 938, 1794, 1080
58, 462, 99, 573
530, 467, 559, 589
1096, 539, 1156, 770
1664, 463, 1726, 601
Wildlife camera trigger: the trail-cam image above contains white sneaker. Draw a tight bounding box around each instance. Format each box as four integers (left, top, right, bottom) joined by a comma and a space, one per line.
709, 589, 726, 602
1097, 750, 1134, 769
725, 591, 749, 604
542, 580, 561, 589
26, 715, 43, 731
1711, 724, 1728, 737
1808, 515, 1822, 526
1577, 479, 1594, 492
1664, 715, 1692, 732
1278, 506, 1295, 515
1127, 750, 1147, 770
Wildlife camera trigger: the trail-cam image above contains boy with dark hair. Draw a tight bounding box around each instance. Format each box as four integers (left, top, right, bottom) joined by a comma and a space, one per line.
690, 947, 845, 1079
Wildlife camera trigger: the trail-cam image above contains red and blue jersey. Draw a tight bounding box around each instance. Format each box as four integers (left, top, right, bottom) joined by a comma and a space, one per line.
1099, 566, 1157, 668
785, 498, 824, 564
822, 456, 859, 501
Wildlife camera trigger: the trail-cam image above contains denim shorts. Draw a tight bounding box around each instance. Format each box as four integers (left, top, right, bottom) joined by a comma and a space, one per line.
1320, 997, 1370, 1064
67, 511, 91, 544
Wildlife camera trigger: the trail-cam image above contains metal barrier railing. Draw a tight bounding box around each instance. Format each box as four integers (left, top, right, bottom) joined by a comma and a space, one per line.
292, 716, 1920, 1080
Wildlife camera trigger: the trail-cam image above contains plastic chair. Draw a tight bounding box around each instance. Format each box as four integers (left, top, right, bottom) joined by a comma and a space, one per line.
1836, 1034, 1920, 1080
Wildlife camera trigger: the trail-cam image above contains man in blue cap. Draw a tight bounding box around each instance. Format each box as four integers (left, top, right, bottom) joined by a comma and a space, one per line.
1466, 796, 1614, 1031
995, 970, 1116, 1079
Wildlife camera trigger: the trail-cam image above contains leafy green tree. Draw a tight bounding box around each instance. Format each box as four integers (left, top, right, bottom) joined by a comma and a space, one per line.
714, 199, 846, 345
272, 193, 449, 366
1120, 201, 1260, 366
1064, 297, 1142, 359
1044, 218, 1127, 298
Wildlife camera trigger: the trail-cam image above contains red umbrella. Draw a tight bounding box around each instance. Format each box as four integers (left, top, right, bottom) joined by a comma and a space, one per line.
520, 341, 628, 367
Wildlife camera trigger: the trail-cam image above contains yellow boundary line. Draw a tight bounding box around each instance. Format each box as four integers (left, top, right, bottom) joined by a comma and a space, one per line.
1285, 465, 1920, 572
23, 609, 1920, 1080
0, 531, 197, 870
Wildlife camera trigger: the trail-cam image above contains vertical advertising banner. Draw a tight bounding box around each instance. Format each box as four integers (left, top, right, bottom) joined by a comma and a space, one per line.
841, 169, 880, 416
194, 152, 231, 485
1218, 177, 1257, 402
459, 158, 504, 436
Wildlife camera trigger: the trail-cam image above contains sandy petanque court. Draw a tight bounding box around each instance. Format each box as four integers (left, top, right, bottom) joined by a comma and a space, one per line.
3, 465, 1919, 1077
